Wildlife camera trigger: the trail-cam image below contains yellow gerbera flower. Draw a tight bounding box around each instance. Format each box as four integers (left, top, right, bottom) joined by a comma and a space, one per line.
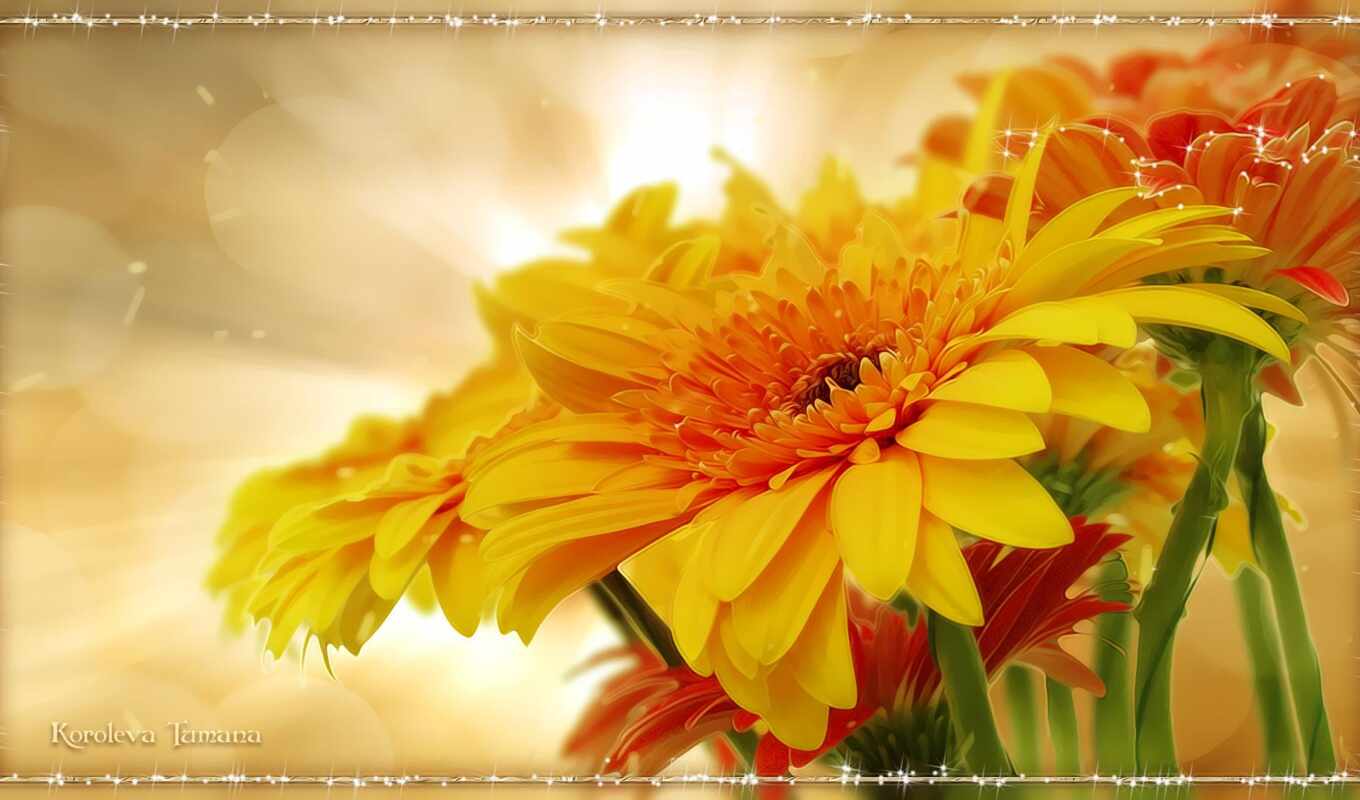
206, 357, 532, 634
209, 183, 688, 644
244, 399, 558, 661
462, 135, 1292, 749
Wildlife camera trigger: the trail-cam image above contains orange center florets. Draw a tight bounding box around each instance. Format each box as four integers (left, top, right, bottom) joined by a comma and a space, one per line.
789, 348, 890, 412
633, 264, 1003, 486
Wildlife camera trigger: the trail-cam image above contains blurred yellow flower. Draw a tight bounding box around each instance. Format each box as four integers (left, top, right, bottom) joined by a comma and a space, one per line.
245, 398, 559, 661
461, 136, 1291, 749
209, 183, 691, 650
206, 358, 531, 636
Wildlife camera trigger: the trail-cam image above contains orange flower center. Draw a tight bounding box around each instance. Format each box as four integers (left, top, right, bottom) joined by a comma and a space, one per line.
789, 347, 891, 413
628, 264, 1006, 486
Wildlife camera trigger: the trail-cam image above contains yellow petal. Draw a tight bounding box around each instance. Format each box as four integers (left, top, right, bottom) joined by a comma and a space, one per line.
335, 582, 396, 655
1003, 237, 1158, 316
465, 413, 648, 481
905, 513, 983, 626
719, 611, 761, 678
731, 496, 840, 663
919, 455, 1072, 548
957, 210, 1005, 268
785, 567, 856, 709
514, 327, 643, 413
829, 447, 922, 600
477, 261, 627, 341
480, 489, 680, 563
645, 236, 721, 288
970, 302, 1101, 348
1211, 501, 1255, 576
312, 548, 370, 633
597, 279, 715, 330
426, 522, 487, 636
1023, 345, 1151, 433
495, 524, 662, 643
705, 468, 838, 601
370, 509, 455, 599
962, 71, 1012, 174
269, 498, 388, 554
1062, 297, 1138, 347
928, 350, 1052, 412
763, 665, 832, 751
463, 441, 648, 523
1175, 283, 1308, 324
1017, 186, 1143, 273
709, 625, 772, 713
673, 530, 722, 663
847, 437, 881, 464
1003, 128, 1050, 249
533, 320, 659, 380
1095, 286, 1291, 363
373, 490, 458, 558
1085, 234, 1269, 291
1100, 204, 1232, 238
897, 402, 1045, 459
618, 524, 693, 623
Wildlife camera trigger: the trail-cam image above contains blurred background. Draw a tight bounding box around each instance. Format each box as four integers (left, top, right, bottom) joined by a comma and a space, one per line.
1, 0, 1357, 791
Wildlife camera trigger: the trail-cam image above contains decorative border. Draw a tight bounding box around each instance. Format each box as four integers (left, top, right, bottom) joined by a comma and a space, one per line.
2, 771, 1356, 788
1, 11, 1354, 29
3, 6, 1353, 791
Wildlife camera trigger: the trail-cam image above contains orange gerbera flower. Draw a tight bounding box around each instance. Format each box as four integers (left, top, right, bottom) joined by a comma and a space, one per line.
1007, 76, 1359, 403
920, 30, 1358, 178
462, 138, 1290, 748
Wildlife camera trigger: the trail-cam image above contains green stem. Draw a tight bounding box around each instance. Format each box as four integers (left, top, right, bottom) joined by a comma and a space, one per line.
1046, 678, 1080, 774
1232, 566, 1301, 772
929, 612, 1013, 775
1235, 404, 1336, 773
1133, 337, 1256, 773
1003, 666, 1041, 774
1092, 558, 1136, 774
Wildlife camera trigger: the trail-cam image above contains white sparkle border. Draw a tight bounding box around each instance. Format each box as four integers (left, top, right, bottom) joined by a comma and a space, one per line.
1, 772, 1358, 788
2, 3, 1354, 792
1, 12, 1357, 29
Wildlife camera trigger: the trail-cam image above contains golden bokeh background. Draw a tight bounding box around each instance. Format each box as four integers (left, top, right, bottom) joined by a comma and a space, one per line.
2, 1, 1357, 793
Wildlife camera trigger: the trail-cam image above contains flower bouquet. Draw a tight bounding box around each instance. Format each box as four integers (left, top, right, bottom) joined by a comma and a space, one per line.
208, 18, 1358, 784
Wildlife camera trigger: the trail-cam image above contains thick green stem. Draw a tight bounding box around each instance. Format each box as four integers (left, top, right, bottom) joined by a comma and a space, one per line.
1092, 558, 1136, 774
1232, 566, 1301, 772
1045, 678, 1080, 774
929, 612, 1013, 775
1003, 666, 1041, 773
1133, 338, 1256, 773
1235, 405, 1336, 773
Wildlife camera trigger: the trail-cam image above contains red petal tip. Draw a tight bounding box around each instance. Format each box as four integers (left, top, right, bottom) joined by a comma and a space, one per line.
1275, 266, 1350, 307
